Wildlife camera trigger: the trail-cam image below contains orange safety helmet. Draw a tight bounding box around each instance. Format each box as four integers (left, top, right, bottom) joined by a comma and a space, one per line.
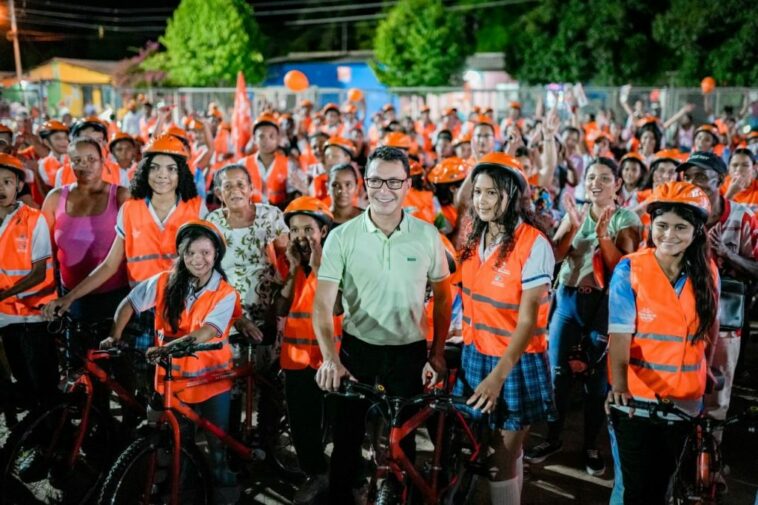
108, 131, 137, 151
620, 151, 647, 170
452, 132, 472, 148
299, 99, 314, 109
0, 153, 25, 180
380, 132, 412, 150
647, 181, 710, 219
428, 157, 471, 184
321, 102, 340, 115
650, 149, 683, 168
176, 220, 227, 260
747, 131, 758, 142
39, 120, 69, 138
474, 114, 495, 130
324, 136, 355, 158
0, 124, 12, 136
71, 116, 108, 138
144, 134, 189, 159
474, 152, 527, 191
166, 125, 189, 144
409, 160, 424, 177
694, 124, 720, 144
284, 195, 334, 226
509, 101, 522, 110
186, 118, 205, 131
253, 112, 279, 133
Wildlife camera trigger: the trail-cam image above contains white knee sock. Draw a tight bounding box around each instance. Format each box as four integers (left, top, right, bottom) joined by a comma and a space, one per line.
515, 451, 524, 492
489, 477, 520, 505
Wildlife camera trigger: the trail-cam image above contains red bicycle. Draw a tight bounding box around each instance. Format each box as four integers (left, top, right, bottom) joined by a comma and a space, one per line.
0, 316, 145, 505
614, 398, 758, 505
332, 375, 489, 505
97, 338, 299, 505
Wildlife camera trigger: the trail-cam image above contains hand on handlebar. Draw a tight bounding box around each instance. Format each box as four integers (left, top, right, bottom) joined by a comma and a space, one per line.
422, 352, 447, 388
605, 389, 634, 417
99, 336, 119, 350
315, 358, 355, 392
42, 296, 73, 320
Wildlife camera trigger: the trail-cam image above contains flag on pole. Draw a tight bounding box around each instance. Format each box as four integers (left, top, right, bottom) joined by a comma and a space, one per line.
231, 71, 252, 158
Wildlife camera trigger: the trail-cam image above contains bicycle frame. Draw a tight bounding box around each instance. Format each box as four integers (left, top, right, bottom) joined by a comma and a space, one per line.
151, 351, 265, 505
54, 349, 145, 469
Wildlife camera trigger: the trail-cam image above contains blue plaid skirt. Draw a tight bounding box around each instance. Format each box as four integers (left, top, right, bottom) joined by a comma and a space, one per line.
453, 343, 557, 431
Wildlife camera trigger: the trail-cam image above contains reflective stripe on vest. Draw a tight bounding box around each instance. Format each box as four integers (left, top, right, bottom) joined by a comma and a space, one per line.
0, 205, 56, 316
153, 271, 238, 404
461, 223, 550, 356
281, 269, 342, 370
122, 197, 203, 285
623, 248, 711, 401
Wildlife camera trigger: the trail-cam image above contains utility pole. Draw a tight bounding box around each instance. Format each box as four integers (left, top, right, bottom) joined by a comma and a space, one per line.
8, 0, 26, 106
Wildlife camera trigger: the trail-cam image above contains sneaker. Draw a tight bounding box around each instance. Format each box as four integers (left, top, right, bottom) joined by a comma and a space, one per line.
293, 473, 329, 504
583, 449, 606, 476
524, 440, 562, 464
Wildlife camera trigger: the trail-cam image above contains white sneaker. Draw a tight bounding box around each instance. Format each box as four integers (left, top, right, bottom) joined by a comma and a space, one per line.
293, 473, 328, 504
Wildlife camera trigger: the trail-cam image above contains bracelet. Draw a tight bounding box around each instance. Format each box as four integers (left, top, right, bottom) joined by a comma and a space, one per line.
598, 235, 612, 241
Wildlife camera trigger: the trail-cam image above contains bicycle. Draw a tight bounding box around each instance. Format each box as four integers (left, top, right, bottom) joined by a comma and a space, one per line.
610, 397, 758, 505
0, 316, 145, 505
97, 338, 300, 505
331, 374, 489, 505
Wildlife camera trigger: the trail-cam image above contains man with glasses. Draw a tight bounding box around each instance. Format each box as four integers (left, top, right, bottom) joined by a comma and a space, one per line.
313, 146, 452, 502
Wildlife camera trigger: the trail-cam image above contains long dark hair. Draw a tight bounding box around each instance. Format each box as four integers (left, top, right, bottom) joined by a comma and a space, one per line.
646, 203, 716, 343
164, 228, 227, 334
129, 153, 197, 201
460, 164, 548, 266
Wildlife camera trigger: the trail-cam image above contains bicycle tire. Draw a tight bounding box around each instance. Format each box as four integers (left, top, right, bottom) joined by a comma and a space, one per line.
257, 368, 304, 480
0, 400, 116, 505
443, 419, 485, 505
375, 479, 401, 505
97, 433, 211, 505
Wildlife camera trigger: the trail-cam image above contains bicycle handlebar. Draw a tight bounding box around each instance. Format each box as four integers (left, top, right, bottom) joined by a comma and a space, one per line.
615, 397, 758, 428
152, 340, 224, 361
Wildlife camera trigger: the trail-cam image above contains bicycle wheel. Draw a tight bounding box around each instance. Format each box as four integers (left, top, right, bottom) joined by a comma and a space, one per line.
375, 479, 401, 505
98, 434, 211, 505
257, 368, 304, 479
0, 399, 116, 505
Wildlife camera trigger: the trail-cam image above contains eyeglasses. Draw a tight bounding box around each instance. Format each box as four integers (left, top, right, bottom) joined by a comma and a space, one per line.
71, 156, 101, 166
365, 177, 407, 190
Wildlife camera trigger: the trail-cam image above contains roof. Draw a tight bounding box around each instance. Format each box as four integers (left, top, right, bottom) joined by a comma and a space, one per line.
50, 58, 120, 75
2, 57, 119, 86
268, 50, 375, 64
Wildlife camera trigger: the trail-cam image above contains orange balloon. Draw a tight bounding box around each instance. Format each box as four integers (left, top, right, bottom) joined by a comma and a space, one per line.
284, 70, 309, 92
701, 76, 716, 94
347, 88, 363, 102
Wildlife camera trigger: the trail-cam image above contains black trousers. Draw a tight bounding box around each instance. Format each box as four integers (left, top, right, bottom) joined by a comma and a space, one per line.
329, 333, 427, 503
284, 367, 328, 476
0, 322, 60, 411
610, 410, 690, 505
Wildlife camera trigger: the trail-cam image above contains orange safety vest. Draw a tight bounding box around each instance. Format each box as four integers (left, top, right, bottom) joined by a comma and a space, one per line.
0, 205, 56, 316
623, 248, 709, 400
153, 271, 237, 403
38, 154, 69, 187
121, 197, 204, 286
720, 176, 758, 212
312, 172, 329, 201
403, 188, 435, 224
461, 223, 550, 356
241, 153, 291, 206
281, 269, 342, 370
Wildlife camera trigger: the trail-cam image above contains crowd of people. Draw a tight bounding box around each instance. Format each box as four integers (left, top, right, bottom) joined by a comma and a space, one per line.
0, 88, 757, 505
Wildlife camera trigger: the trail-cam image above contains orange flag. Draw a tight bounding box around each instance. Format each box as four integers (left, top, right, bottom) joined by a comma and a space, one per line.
231, 71, 252, 158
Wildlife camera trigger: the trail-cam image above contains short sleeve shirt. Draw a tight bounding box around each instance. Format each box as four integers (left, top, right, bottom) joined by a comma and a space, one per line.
558, 207, 641, 289
206, 205, 288, 326
318, 210, 450, 346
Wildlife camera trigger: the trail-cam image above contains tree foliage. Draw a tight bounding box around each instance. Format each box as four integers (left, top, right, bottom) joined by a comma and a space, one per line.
652, 0, 758, 86
372, 0, 471, 87
142, 0, 265, 86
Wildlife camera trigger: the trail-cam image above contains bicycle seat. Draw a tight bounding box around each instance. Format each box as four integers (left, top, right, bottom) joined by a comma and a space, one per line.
444, 344, 462, 370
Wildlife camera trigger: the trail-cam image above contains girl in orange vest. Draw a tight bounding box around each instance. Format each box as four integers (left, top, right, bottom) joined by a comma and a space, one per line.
722, 148, 758, 211
102, 220, 240, 494
455, 153, 556, 505
43, 135, 206, 352
0, 154, 59, 412
277, 197, 340, 503
427, 157, 470, 238
36, 120, 70, 195
606, 182, 718, 504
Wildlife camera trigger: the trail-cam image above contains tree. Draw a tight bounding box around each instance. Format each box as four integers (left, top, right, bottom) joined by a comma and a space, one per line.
510, 0, 668, 85
372, 0, 471, 87
653, 0, 758, 86
142, 0, 265, 86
